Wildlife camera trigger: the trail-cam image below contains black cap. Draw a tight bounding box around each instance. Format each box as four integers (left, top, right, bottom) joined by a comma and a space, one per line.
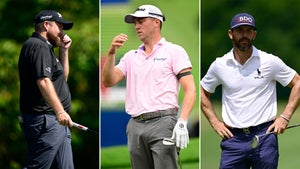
34, 10, 73, 30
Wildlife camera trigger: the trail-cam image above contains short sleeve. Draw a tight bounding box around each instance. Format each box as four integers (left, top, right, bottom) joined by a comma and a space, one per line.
201, 61, 221, 93
31, 46, 53, 80
272, 56, 296, 87
171, 45, 192, 75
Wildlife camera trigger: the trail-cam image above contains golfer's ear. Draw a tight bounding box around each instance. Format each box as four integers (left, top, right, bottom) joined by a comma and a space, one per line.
253, 31, 257, 40
228, 29, 233, 40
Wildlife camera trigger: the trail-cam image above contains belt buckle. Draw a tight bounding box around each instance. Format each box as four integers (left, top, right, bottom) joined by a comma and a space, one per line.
242, 128, 250, 134
138, 114, 144, 121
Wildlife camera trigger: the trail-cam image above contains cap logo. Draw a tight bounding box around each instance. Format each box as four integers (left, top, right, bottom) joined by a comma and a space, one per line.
135, 7, 163, 18
238, 16, 253, 24
124, 5, 165, 23
57, 12, 62, 18
136, 7, 146, 12
40, 15, 53, 20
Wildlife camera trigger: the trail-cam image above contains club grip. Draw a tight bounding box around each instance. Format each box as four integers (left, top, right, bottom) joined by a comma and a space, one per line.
72, 122, 88, 131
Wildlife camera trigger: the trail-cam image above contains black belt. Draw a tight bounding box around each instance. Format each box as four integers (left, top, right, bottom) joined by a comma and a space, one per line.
230, 121, 274, 135
133, 108, 178, 121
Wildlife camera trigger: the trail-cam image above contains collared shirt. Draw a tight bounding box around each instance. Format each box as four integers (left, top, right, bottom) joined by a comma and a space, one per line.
18, 32, 71, 114
116, 38, 192, 116
201, 46, 296, 128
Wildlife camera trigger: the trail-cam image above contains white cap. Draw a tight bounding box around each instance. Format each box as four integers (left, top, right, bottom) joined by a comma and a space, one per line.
124, 4, 165, 23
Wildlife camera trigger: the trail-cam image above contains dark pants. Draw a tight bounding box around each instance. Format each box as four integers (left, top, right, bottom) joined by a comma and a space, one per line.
220, 121, 279, 169
126, 115, 178, 169
20, 113, 74, 169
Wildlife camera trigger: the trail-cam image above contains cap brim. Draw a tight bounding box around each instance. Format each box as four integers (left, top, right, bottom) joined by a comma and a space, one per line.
62, 21, 73, 30
125, 14, 147, 23
124, 14, 156, 23
55, 17, 73, 30
124, 15, 135, 23
231, 23, 256, 30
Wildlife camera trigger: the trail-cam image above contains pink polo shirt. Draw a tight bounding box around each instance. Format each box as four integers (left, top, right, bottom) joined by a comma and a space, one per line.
116, 38, 192, 117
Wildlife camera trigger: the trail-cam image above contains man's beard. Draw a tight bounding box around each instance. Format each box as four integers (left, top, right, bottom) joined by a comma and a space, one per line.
232, 36, 254, 51
47, 33, 61, 47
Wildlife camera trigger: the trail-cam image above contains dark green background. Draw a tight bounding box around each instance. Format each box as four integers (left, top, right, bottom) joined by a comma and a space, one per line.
0, 0, 99, 168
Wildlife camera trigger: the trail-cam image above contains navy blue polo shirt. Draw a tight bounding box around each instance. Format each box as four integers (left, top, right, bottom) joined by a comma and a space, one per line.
18, 32, 71, 114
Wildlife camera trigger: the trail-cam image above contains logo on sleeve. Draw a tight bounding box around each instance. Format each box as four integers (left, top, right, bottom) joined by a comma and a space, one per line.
45, 67, 51, 73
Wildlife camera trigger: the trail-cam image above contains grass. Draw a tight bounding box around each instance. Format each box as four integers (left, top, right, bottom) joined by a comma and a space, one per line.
201, 101, 300, 169
101, 137, 199, 169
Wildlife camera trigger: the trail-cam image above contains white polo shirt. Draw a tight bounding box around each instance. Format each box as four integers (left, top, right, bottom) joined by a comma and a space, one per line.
201, 46, 296, 128
116, 38, 192, 117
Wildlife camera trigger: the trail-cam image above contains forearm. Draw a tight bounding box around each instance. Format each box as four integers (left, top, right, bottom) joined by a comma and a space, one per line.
201, 87, 221, 126
201, 102, 220, 126
282, 81, 300, 119
59, 47, 69, 80
37, 77, 65, 115
179, 94, 196, 122
102, 34, 128, 87
179, 76, 196, 122
102, 53, 117, 87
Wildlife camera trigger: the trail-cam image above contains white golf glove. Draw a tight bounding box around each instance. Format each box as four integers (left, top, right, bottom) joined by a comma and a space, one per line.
171, 118, 189, 149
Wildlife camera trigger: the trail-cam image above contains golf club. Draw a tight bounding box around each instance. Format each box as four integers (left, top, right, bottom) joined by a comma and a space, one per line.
250, 123, 300, 149
18, 116, 98, 134
162, 137, 182, 169
162, 137, 175, 145
72, 122, 98, 135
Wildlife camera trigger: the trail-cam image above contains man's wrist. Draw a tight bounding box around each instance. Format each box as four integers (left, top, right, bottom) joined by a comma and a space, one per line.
56, 110, 66, 116
280, 114, 290, 122
178, 117, 188, 123
108, 51, 115, 55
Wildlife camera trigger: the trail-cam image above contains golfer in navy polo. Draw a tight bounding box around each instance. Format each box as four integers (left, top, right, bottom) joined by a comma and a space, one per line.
201, 13, 300, 169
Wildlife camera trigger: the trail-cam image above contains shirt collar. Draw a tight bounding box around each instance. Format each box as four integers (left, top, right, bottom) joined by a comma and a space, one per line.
31, 32, 53, 48
229, 46, 260, 64
138, 37, 166, 51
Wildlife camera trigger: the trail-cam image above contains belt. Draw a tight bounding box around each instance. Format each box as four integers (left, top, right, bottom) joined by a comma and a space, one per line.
133, 108, 178, 121
230, 121, 274, 135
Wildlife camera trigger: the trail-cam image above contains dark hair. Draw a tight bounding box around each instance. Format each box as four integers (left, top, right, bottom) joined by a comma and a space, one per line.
34, 22, 45, 32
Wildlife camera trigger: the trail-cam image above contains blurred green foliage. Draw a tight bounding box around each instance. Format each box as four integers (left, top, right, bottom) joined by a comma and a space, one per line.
0, 0, 99, 168
202, 0, 300, 89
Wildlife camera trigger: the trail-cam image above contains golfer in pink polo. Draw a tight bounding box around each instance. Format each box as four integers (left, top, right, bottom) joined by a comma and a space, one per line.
102, 4, 196, 169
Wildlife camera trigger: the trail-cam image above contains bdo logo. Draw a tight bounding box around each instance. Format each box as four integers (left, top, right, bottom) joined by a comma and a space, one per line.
238, 16, 253, 23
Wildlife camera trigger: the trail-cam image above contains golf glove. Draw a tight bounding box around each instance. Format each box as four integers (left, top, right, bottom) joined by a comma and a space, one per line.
171, 118, 189, 149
